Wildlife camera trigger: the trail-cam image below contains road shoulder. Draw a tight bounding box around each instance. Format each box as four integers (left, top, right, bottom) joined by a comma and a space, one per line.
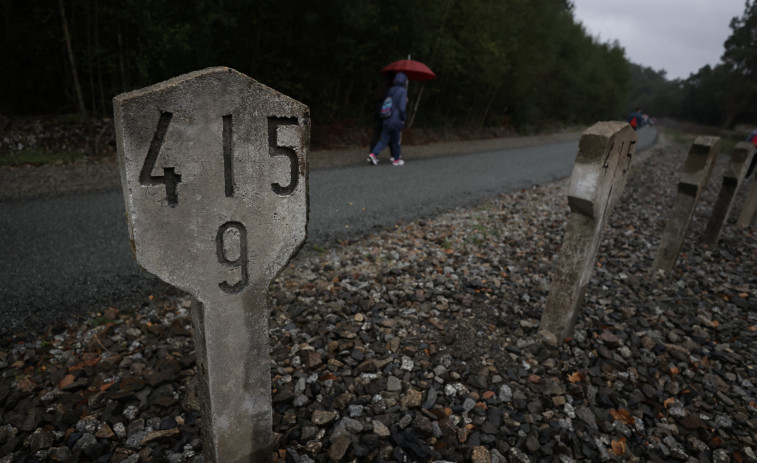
0, 129, 613, 201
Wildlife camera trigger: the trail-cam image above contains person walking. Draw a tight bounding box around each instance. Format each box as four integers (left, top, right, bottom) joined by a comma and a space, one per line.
369, 73, 396, 159
367, 72, 408, 166
627, 108, 643, 131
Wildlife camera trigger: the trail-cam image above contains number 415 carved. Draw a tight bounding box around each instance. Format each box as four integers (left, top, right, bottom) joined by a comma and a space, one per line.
139, 112, 300, 205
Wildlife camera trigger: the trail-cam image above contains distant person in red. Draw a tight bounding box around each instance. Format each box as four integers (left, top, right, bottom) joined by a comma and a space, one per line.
627, 108, 643, 131
746, 129, 757, 178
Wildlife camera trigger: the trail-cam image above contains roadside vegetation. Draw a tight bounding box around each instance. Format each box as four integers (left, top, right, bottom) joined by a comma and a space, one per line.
1, 1, 756, 166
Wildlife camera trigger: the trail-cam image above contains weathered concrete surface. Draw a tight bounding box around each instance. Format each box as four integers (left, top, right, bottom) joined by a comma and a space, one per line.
114, 67, 309, 463
737, 174, 757, 229
539, 121, 637, 342
702, 142, 754, 244
652, 136, 719, 272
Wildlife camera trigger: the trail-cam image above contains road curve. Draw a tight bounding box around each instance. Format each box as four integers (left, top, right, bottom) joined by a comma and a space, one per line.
0, 127, 657, 335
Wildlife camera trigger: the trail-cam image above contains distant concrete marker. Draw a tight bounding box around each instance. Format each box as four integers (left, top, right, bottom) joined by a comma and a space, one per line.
702, 142, 754, 244
737, 169, 757, 229
652, 136, 719, 272
539, 121, 637, 342
114, 67, 309, 463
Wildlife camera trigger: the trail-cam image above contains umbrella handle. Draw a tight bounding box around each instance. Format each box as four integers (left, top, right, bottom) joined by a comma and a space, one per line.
407, 82, 426, 129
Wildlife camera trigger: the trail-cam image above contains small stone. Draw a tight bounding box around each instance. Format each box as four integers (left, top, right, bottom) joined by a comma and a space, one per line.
311, 410, 338, 425
468, 375, 488, 390
95, 424, 115, 439
640, 336, 657, 350
348, 404, 364, 418
151, 396, 179, 407
398, 414, 413, 429
412, 414, 434, 437
526, 434, 540, 452
471, 445, 492, 463
509, 447, 531, 463
401, 388, 423, 409
598, 330, 620, 346
302, 351, 323, 368
49, 446, 74, 462
343, 418, 364, 434
387, 376, 402, 392
125, 430, 149, 450
462, 397, 476, 413
498, 384, 513, 402
713, 448, 730, 463
422, 387, 438, 409
140, 428, 180, 445
372, 419, 391, 437
329, 436, 351, 461
668, 404, 686, 418
113, 422, 127, 439
122, 405, 139, 421
29, 428, 54, 452
714, 415, 733, 429
575, 406, 598, 431
76, 416, 100, 434
538, 330, 558, 347
72, 433, 98, 454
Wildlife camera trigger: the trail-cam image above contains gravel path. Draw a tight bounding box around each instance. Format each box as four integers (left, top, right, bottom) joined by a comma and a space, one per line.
1, 135, 755, 462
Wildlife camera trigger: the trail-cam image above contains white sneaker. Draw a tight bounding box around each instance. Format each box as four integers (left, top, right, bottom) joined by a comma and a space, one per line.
366, 153, 378, 165
392, 159, 405, 166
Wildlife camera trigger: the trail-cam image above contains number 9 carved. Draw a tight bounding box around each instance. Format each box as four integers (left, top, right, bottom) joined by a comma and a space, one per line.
216, 221, 249, 294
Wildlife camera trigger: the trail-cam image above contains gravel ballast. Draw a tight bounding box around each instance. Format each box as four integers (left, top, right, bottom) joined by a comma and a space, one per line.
1, 139, 756, 462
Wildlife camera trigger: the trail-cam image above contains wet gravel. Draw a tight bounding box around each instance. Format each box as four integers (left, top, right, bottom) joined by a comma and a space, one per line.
1, 139, 756, 463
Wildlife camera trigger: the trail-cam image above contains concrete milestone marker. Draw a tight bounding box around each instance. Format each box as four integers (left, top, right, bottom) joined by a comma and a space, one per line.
539, 121, 637, 342
702, 142, 754, 244
652, 136, 719, 272
114, 67, 309, 463
737, 165, 757, 229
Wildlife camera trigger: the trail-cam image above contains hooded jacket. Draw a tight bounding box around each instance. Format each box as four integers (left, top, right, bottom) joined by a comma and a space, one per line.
383, 72, 408, 130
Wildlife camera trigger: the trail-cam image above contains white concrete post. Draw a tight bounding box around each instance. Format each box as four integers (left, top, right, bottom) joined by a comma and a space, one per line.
652, 136, 719, 272
702, 142, 754, 244
539, 121, 637, 342
114, 67, 309, 463
737, 171, 757, 229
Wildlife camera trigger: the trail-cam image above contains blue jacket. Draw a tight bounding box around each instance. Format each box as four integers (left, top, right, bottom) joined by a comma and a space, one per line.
383, 72, 408, 130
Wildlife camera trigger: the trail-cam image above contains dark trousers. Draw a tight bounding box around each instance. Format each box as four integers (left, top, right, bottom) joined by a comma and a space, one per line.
372, 126, 402, 161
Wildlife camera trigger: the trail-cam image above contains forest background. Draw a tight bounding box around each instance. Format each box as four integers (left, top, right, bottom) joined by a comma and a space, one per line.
2, 0, 757, 151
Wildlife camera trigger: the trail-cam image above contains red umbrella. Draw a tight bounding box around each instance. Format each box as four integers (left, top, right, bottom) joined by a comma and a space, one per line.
380, 59, 436, 81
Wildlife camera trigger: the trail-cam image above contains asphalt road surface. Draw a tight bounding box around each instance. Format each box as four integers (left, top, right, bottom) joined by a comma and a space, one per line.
0, 127, 657, 335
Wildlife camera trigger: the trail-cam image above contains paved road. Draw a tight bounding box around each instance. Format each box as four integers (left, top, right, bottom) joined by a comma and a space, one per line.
0, 127, 657, 335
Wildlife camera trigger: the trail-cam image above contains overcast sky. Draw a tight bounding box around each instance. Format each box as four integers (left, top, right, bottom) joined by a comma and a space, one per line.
571, 0, 747, 80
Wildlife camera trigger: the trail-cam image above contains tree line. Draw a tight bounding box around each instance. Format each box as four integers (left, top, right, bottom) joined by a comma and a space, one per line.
1, 0, 633, 133
4, 1, 754, 134
628, 1, 757, 129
